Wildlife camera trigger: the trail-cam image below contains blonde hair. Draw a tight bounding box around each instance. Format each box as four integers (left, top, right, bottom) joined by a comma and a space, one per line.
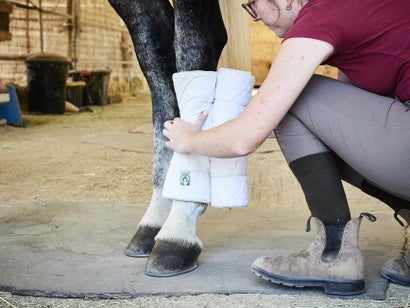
218, 0, 252, 71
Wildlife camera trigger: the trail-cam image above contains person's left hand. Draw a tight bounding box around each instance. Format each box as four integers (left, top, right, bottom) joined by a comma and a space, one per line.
163, 110, 208, 154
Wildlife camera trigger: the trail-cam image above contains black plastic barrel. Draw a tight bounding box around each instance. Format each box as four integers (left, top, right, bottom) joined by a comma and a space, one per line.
69, 70, 111, 106
26, 53, 70, 114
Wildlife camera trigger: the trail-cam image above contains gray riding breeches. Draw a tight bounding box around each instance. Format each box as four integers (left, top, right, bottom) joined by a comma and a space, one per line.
274, 74, 410, 201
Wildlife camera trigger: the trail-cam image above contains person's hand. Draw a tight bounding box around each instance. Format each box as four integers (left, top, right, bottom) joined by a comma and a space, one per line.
163, 110, 208, 154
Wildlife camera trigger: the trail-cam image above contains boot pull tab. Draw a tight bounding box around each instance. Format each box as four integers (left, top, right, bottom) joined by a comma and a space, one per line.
394, 210, 405, 227
359, 212, 377, 222
306, 216, 313, 232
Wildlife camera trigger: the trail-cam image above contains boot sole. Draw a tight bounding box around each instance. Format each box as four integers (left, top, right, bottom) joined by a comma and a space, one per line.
252, 265, 365, 296
381, 269, 410, 286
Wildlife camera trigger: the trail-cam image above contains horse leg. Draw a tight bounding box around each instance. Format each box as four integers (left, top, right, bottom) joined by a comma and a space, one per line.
174, 0, 228, 71
145, 0, 227, 276
108, 0, 177, 257
145, 201, 207, 276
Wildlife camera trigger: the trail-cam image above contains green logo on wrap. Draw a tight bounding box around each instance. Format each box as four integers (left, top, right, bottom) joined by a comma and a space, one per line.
180, 171, 191, 186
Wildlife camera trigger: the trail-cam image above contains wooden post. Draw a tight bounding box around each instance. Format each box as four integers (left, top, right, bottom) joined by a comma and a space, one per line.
39, 0, 44, 52
0, 0, 12, 41
73, 0, 80, 69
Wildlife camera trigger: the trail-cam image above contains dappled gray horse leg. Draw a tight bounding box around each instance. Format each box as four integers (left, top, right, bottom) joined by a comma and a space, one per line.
145, 0, 227, 276
108, 0, 227, 275
108, 0, 177, 257
174, 0, 227, 72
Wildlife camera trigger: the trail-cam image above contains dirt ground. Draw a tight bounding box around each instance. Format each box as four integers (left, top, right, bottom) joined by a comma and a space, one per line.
0, 95, 409, 307
0, 95, 154, 205
0, 94, 308, 208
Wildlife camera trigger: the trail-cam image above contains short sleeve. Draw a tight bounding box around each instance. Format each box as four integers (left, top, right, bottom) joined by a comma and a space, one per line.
284, 4, 343, 51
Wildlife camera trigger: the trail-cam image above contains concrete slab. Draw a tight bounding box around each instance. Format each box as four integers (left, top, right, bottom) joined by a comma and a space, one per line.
0, 201, 402, 300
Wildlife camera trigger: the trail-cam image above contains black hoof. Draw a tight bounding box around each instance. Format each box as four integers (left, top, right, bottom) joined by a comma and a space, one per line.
144, 239, 201, 277
123, 226, 161, 258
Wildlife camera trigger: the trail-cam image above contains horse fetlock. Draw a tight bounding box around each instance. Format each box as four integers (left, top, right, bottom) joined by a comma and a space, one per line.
155, 201, 206, 243
185, 202, 207, 219
139, 189, 172, 227
145, 239, 202, 277
124, 225, 161, 258
169, 200, 207, 221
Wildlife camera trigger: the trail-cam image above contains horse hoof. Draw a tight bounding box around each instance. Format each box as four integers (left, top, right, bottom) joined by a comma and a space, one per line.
144, 239, 201, 277
123, 226, 161, 258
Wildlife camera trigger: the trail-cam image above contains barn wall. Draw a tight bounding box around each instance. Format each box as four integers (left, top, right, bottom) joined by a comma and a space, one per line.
73, 1, 148, 97
0, 0, 336, 101
0, 0, 147, 100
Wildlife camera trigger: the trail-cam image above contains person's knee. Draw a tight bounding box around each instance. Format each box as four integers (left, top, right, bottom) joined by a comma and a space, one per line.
275, 113, 329, 163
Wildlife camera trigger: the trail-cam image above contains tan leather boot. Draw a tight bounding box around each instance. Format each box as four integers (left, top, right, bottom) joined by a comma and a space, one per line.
252, 213, 376, 295
381, 209, 410, 286
381, 247, 410, 286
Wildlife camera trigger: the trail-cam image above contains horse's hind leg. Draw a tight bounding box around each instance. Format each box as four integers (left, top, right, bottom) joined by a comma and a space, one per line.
108, 0, 177, 257
145, 0, 227, 276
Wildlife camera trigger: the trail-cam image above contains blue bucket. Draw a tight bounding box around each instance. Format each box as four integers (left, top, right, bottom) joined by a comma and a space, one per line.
0, 85, 24, 126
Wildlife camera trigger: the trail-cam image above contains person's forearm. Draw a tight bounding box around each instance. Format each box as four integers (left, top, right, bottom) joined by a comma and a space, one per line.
164, 38, 334, 158
187, 117, 262, 158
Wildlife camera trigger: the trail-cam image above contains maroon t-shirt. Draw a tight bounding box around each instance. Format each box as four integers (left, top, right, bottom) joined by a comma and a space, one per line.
284, 0, 410, 101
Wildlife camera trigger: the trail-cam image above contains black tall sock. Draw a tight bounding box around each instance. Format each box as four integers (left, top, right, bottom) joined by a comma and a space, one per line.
289, 152, 351, 224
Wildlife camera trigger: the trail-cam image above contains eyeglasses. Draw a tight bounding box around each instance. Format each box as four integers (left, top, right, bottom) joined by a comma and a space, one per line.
242, 0, 258, 19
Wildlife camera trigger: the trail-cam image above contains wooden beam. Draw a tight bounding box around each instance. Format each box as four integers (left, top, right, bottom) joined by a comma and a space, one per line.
0, 30, 11, 41
0, 1, 13, 14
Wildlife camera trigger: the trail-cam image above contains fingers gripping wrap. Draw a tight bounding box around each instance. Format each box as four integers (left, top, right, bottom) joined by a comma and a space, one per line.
162, 69, 255, 207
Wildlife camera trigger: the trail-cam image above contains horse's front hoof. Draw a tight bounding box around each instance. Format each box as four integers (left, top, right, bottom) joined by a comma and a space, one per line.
124, 226, 161, 258
144, 239, 202, 277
